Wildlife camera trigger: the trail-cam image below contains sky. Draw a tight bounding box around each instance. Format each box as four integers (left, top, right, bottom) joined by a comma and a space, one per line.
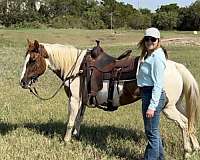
118, 0, 197, 11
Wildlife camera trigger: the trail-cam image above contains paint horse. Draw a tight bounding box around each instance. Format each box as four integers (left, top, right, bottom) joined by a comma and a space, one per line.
20, 40, 200, 157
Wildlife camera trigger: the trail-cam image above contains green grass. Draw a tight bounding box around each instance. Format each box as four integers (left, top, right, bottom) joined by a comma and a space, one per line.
0, 28, 200, 160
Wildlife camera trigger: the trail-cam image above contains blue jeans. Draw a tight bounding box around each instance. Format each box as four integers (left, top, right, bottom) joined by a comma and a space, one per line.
140, 86, 166, 160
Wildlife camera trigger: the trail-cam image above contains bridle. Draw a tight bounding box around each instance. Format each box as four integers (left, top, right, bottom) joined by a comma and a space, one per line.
28, 50, 83, 100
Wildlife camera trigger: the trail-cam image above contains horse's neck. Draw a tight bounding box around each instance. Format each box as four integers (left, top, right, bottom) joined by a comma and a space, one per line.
44, 44, 86, 79
42, 44, 78, 79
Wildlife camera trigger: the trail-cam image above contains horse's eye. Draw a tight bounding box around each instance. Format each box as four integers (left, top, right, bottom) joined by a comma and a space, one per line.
29, 59, 36, 64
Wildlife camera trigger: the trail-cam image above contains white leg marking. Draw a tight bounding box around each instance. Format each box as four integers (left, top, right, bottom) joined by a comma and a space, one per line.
64, 78, 81, 142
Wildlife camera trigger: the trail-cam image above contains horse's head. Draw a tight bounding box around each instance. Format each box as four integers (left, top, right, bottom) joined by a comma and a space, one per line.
90, 40, 104, 59
20, 39, 48, 89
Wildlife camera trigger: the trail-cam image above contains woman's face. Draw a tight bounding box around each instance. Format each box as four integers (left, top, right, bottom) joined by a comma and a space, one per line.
144, 36, 159, 51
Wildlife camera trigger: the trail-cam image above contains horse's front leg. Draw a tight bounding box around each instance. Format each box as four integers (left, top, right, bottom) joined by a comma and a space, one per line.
64, 95, 80, 142
63, 78, 82, 142
72, 104, 86, 139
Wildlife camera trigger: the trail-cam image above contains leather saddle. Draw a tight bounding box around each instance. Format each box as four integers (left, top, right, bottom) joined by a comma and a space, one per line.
84, 40, 137, 111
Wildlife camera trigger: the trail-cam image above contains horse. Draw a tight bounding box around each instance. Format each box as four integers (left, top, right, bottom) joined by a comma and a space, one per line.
20, 39, 200, 157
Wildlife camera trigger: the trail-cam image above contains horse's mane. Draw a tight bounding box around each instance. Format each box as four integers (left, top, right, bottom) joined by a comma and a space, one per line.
41, 43, 80, 77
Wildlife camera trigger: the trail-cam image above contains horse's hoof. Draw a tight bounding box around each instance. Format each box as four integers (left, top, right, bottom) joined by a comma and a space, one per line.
194, 147, 200, 152
87, 104, 96, 108
193, 145, 200, 151
184, 151, 197, 159
73, 134, 80, 140
64, 136, 72, 142
184, 153, 191, 159
72, 131, 80, 140
185, 146, 193, 154
185, 151, 199, 159
63, 140, 72, 147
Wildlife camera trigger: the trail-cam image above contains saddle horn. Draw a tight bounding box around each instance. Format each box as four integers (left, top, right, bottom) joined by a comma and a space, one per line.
96, 40, 100, 46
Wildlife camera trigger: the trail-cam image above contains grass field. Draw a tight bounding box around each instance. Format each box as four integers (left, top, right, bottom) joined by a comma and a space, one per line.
0, 28, 200, 160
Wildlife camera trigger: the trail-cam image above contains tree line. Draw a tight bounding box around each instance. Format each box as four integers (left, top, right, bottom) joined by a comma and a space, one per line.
0, 0, 200, 30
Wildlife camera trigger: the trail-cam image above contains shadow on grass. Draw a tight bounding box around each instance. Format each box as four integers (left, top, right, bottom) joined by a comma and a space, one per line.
23, 121, 145, 159
80, 124, 145, 159
23, 120, 65, 139
0, 122, 18, 135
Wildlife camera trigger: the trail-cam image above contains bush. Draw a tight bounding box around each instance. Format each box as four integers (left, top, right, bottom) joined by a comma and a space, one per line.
0, 24, 5, 29
11, 21, 46, 29
128, 14, 151, 29
49, 15, 85, 29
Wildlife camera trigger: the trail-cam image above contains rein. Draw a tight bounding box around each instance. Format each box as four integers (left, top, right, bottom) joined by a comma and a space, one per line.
28, 50, 83, 100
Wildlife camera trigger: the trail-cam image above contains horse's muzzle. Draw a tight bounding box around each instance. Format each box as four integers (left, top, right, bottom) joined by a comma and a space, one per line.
20, 76, 38, 89
20, 79, 29, 89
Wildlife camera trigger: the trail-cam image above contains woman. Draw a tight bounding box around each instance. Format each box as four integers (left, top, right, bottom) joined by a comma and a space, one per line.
137, 27, 168, 160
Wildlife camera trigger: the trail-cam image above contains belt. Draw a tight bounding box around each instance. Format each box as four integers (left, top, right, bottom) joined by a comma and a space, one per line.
139, 86, 153, 90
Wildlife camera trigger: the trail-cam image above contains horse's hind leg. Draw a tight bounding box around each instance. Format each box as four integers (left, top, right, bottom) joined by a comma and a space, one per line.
72, 104, 86, 139
163, 105, 192, 154
190, 134, 200, 151
176, 100, 200, 152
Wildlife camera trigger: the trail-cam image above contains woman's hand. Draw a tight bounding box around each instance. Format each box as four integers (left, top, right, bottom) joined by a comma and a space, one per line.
146, 109, 155, 118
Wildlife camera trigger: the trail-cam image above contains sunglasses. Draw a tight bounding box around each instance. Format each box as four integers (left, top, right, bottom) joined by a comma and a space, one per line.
144, 36, 157, 42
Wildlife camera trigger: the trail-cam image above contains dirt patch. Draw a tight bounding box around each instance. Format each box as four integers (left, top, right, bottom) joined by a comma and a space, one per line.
161, 37, 200, 46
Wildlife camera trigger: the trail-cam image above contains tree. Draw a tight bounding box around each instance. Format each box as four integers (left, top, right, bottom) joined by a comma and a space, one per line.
156, 3, 179, 13
100, 0, 138, 29
128, 13, 151, 29
152, 11, 178, 30
153, 3, 179, 30
140, 8, 151, 15
83, 1, 105, 29
177, 1, 200, 30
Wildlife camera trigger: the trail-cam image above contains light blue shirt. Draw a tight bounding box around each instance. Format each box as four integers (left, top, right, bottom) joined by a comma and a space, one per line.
137, 48, 166, 110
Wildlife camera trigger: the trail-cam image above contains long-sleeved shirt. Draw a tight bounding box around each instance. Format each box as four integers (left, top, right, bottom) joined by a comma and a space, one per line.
137, 48, 166, 110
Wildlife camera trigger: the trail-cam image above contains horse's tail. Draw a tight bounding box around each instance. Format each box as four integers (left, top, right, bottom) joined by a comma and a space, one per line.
175, 62, 200, 134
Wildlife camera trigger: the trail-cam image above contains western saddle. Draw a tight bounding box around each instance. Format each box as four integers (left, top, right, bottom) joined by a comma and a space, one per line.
84, 40, 136, 111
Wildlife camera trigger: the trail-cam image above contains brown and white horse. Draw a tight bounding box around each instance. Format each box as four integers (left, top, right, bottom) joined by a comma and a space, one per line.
20, 40, 200, 157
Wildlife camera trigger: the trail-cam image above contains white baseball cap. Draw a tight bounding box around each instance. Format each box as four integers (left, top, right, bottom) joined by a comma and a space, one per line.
144, 27, 160, 39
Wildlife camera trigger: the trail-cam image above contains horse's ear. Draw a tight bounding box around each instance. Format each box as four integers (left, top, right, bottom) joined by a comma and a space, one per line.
27, 39, 32, 47
34, 40, 39, 50
39, 45, 49, 58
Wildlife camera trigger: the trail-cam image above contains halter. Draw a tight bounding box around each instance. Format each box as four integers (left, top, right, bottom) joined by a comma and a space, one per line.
28, 50, 83, 100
